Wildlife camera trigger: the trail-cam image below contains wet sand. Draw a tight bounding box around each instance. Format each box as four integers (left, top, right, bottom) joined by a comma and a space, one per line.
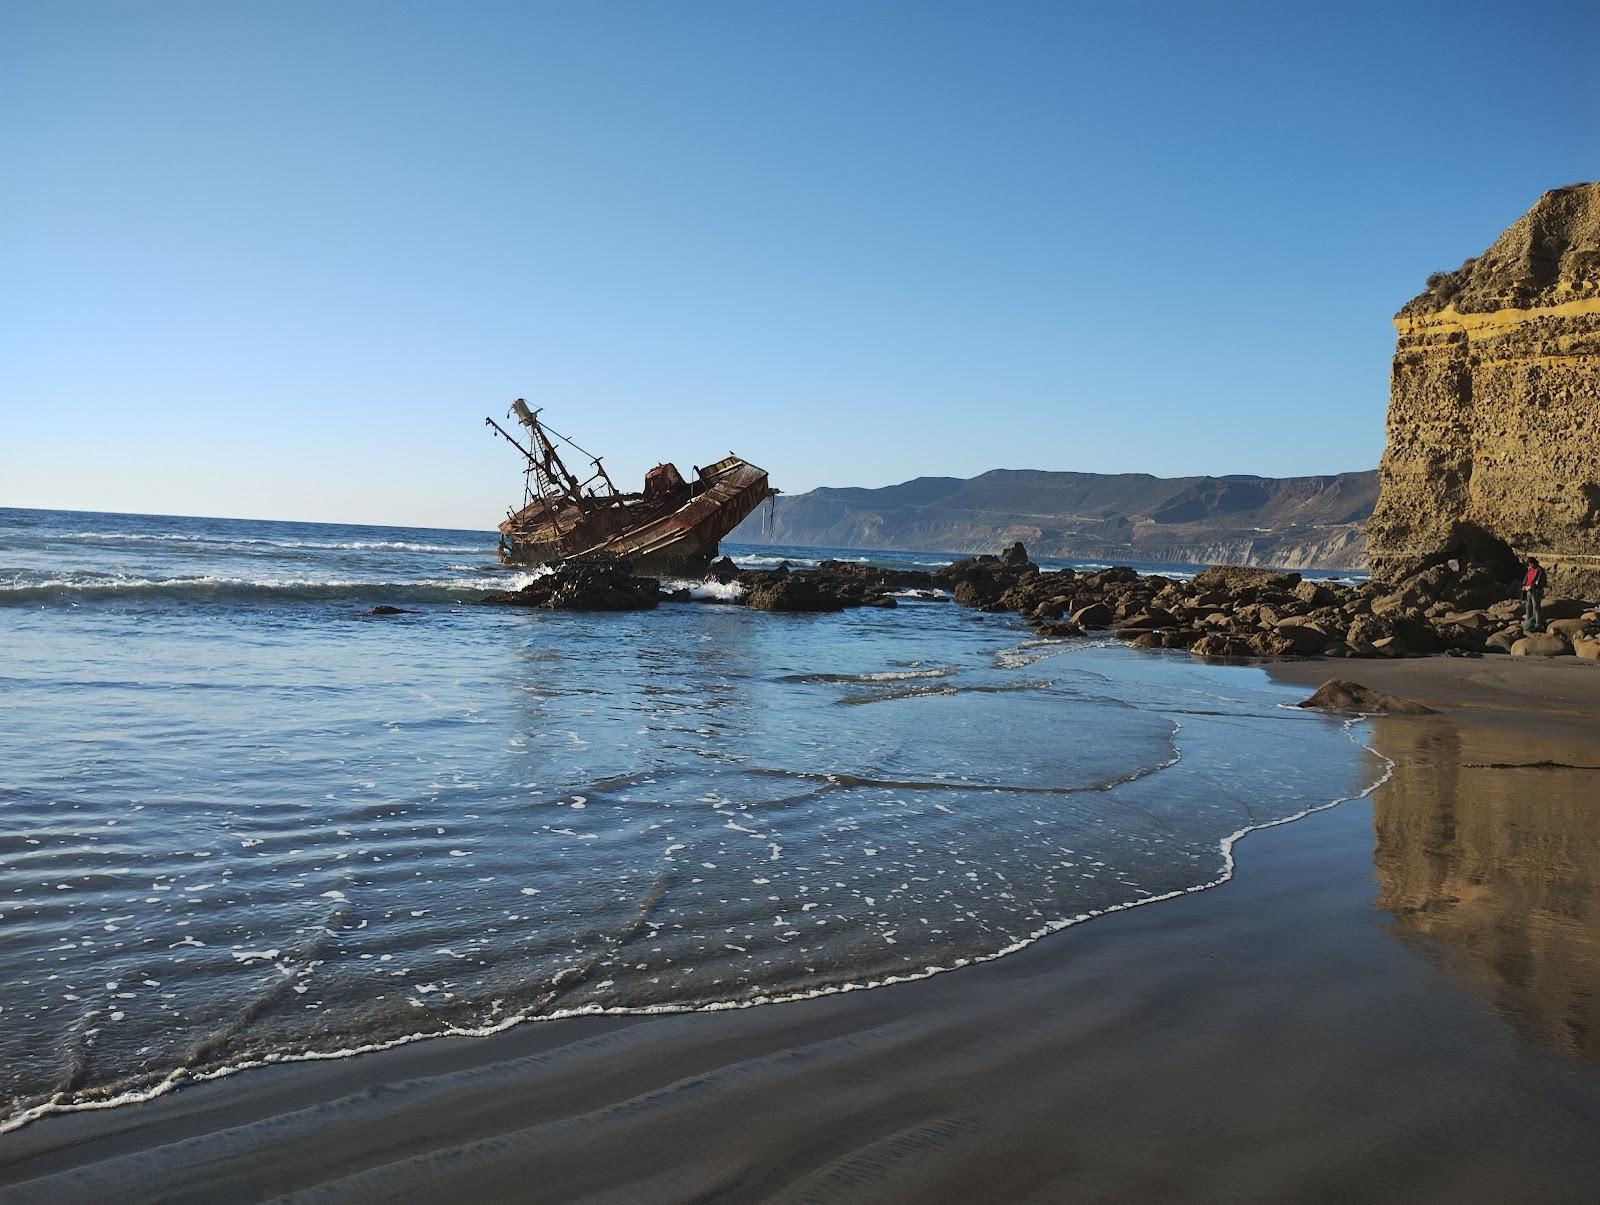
4, 659, 1600, 1203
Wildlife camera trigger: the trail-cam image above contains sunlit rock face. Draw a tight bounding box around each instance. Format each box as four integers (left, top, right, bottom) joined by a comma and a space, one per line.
1370, 719, 1600, 1062
1367, 183, 1600, 596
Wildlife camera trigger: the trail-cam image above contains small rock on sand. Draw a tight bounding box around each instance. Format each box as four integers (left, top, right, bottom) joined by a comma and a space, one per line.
1296, 679, 1435, 715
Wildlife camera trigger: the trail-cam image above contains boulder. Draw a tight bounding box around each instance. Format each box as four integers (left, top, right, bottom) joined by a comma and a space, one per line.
706, 556, 742, 584
1071, 602, 1115, 629
1292, 580, 1339, 608
480, 555, 660, 611
368, 605, 417, 616
1033, 621, 1083, 639
1544, 616, 1595, 641
1001, 541, 1033, 569
1189, 634, 1255, 658
1484, 627, 1521, 654
1272, 621, 1334, 654
1191, 566, 1302, 594
1346, 615, 1393, 647
1540, 598, 1590, 621
1371, 635, 1410, 657
1296, 679, 1435, 714
1248, 631, 1299, 657
1510, 633, 1571, 657
1117, 608, 1180, 631
1370, 588, 1417, 616
1574, 637, 1600, 661
952, 581, 991, 608
743, 575, 846, 612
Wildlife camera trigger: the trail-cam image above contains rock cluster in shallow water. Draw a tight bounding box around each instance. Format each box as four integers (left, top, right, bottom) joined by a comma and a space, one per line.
479, 554, 660, 611
933, 542, 1599, 660
480, 542, 1599, 660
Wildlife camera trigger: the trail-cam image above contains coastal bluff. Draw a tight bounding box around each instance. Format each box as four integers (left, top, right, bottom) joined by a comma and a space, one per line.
1367, 182, 1600, 595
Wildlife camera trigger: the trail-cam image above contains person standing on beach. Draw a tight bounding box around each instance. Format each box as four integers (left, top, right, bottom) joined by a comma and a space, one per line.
1521, 556, 1547, 632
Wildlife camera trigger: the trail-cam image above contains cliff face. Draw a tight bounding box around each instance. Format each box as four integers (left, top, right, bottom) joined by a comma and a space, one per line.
1367, 183, 1600, 594
732, 468, 1376, 570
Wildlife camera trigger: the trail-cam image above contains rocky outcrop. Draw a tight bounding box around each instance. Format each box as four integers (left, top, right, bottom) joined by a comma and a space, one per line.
1367, 183, 1600, 595
712, 560, 939, 613
479, 555, 660, 610
930, 543, 1599, 659
731, 469, 1377, 571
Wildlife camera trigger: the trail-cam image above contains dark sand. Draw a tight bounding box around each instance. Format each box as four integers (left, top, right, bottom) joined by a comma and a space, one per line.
4, 658, 1599, 1203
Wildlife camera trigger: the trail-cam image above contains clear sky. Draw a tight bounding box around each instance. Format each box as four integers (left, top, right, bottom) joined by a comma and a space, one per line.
3, 1, 1595, 529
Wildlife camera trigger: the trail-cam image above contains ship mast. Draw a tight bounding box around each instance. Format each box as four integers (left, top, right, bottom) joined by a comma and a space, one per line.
511, 399, 585, 507
484, 399, 622, 524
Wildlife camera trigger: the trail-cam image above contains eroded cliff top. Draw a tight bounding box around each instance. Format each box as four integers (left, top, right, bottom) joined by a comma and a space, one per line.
1400, 182, 1600, 316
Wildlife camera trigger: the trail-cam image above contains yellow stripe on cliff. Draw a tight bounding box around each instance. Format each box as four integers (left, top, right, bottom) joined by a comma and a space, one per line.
1394, 295, 1600, 341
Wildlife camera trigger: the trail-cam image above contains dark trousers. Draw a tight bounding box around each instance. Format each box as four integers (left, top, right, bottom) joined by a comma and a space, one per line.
1524, 591, 1543, 631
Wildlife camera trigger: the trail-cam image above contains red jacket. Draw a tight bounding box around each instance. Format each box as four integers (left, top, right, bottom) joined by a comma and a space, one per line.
1523, 566, 1545, 593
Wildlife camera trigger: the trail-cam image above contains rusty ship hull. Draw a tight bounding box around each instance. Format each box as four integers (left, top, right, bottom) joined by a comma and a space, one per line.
487, 403, 773, 576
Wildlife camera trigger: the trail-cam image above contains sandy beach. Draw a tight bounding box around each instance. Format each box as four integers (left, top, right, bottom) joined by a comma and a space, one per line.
1, 654, 1596, 1203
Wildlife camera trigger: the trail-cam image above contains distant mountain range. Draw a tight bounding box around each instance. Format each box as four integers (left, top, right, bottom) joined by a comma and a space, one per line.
731, 469, 1379, 570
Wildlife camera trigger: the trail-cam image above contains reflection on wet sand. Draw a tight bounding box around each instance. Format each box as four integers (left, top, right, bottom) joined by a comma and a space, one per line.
1370, 716, 1600, 1061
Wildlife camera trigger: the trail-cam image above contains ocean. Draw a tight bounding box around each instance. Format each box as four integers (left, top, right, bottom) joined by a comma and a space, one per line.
0, 507, 1385, 1131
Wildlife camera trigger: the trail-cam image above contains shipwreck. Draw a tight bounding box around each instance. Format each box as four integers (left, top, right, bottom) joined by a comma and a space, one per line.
486, 400, 775, 575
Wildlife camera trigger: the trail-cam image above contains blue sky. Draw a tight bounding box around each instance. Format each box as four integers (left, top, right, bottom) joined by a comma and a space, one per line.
3, 0, 1595, 529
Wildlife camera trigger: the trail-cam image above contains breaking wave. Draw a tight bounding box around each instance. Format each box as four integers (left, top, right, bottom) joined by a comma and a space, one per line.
52, 532, 489, 554
779, 666, 957, 684
0, 572, 543, 606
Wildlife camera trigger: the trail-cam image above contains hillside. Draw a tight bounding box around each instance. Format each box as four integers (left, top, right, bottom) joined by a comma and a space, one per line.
731, 468, 1378, 570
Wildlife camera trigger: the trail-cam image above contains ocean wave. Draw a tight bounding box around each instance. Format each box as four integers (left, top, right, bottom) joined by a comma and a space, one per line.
0, 571, 541, 606
663, 579, 746, 602
52, 532, 489, 554
779, 666, 957, 684
731, 553, 822, 569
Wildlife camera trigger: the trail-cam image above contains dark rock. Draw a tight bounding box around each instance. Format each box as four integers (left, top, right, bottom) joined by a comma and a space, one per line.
1191, 565, 1302, 595
1070, 602, 1114, 629
1272, 621, 1334, 655
1296, 679, 1435, 714
1189, 634, 1256, 658
368, 605, 416, 616
1092, 566, 1142, 585
1511, 633, 1571, 657
1541, 598, 1591, 621
1032, 620, 1083, 639
743, 575, 846, 612
480, 555, 660, 611
1001, 541, 1032, 569
1117, 608, 1179, 631
1292, 580, 1338, 608
706, 556, 742, 584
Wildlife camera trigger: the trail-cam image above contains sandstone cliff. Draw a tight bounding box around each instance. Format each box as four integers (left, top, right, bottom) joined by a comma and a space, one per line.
1367, 183, 1600, 594
732, 469, 1376, 570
